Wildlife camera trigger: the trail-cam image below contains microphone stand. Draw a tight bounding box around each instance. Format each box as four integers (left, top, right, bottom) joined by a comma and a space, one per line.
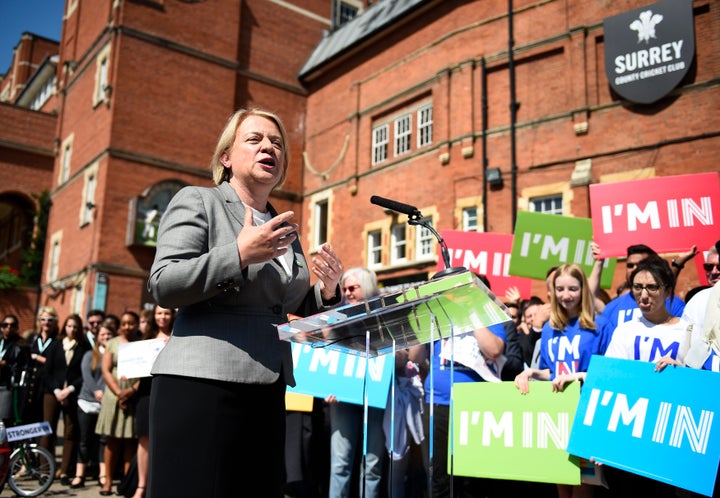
406, 210, 467, 279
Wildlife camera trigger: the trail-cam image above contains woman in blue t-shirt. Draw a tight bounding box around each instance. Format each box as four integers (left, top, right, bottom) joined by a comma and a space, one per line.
514, 263, 604, 498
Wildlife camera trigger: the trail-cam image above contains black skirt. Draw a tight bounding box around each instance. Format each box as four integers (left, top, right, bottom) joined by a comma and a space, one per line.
147, 374, 286, 498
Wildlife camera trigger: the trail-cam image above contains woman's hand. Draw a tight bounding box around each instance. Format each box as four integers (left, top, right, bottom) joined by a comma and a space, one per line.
514, 370, 533, 394
313, 243, 344, 301
551, 372, 585, 392
655, 356, 682, 372
237, 208, 299, 268
325, 394, 338, 404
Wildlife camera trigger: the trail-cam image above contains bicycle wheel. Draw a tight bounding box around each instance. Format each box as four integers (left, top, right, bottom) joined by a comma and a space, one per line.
7, 444, 55, 497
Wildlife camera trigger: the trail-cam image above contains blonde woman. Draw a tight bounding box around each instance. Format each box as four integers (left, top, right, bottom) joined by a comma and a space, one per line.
22, 306, 60, 424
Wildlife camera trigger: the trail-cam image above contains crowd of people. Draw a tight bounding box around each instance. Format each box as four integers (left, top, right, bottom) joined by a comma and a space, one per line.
1, 107, 717, 498
0, 304, 175, 498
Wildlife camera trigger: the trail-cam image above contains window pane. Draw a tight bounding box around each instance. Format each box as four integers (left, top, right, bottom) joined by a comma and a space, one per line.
372, 125, 388, 165
462, 207, 478, 231
530, 195, 563, 215
417, 218, 434, 258
391, 224, 406, 263
394, 114, 411, 156
418, 105, 433, 147
367, 230, 382, 267
314, 200, 328, 246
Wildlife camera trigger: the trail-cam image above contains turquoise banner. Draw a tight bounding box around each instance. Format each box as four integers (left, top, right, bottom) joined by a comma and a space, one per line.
568, 356, 720, 496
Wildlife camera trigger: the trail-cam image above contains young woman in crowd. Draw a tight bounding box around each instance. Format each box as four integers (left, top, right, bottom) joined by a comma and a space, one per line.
41, 313, 91, 484
70, 318, 116, 488
514, 263, 607, 498
95, 310, 141, 496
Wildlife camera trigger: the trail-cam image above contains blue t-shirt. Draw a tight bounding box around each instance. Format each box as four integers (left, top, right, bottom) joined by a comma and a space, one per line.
538, 317, 605, 380
423, 322, 506, 406
596, 292, 685, 343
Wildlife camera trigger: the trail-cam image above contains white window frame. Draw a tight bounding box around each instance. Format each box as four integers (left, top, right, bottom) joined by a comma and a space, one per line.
48, 232, 62, 282
59, 135, 73, 184
372, 124, 388, 165
462, 207, 478, 232
394, 114, 411, 157
94, 47, 110, 106
417, 105, 433, 148
81, 164, 98, 226
367, 230, 382, 269
416, 217, 435, 260
530, 194, 564, 215
390, 223, 407, 264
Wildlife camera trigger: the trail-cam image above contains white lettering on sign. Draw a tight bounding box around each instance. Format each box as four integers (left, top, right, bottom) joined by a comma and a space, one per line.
600, 197, 713, 234
457, 410, 569, 449
583, 389, 713, 454
293, 344, 386, 382
614, 40, 684, 74
519, 234, 594, 265
447, 249, 510, 277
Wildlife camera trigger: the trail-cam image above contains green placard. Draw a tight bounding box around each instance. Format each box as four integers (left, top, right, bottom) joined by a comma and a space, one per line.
452, 381, 581, 485
510, 211, 616, 288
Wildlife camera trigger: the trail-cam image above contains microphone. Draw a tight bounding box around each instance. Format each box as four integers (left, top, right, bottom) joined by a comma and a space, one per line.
369, 195, 467, 279
370, 196, 420, 217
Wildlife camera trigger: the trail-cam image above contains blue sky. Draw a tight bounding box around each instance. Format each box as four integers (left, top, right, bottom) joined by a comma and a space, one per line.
0, 1, 65, 74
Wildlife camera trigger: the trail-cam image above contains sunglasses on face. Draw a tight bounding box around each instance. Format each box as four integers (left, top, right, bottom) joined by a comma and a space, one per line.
704, 263, 720, 272
1, 322, 18, 328
626, 263, 638, 269
342, 284, 361, 293
39, 317, 57, 322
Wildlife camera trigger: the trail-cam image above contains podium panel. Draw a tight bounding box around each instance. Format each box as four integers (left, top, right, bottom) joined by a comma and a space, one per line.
277, 270, 512, 357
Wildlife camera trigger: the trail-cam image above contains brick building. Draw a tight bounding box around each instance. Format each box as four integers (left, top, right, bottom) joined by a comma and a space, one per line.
0, 0, 718, 325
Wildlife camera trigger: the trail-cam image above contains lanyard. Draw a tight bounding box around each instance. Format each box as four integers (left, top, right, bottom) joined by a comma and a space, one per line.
37, 336, 53, 354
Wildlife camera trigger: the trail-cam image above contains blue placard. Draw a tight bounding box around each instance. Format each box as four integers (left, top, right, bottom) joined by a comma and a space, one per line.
288, 342, 393, 408
567, 355, 720, 496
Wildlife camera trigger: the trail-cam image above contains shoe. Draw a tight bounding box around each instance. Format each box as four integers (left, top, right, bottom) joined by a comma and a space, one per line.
99, 490, 113, 496
59, 474, 71, 486
70, 476, 85, 488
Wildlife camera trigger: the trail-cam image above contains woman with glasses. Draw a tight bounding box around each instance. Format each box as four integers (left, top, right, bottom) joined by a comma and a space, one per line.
0, 314, 28, 425
553, 256, 687, 498
22, 306, 59, 425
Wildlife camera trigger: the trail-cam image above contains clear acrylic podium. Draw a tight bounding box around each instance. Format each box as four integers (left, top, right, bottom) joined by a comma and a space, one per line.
277, 269, 512, 497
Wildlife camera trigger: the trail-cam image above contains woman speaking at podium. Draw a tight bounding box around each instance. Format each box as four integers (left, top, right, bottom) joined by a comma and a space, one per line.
147, 108, 344, 498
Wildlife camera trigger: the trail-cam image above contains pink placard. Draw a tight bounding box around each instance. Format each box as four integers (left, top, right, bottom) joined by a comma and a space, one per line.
590, 173, 720, 258
439, 230, 533, 299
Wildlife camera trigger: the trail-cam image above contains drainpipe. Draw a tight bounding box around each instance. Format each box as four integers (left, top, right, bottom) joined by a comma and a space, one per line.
508, 0, 518, 229
481, 57, 488, 231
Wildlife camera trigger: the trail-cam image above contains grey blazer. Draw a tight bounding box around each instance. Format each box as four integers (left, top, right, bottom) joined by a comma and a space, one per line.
147, 182, 339, 386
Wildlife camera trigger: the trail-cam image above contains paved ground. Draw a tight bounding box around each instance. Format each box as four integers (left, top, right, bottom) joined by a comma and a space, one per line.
1, 476, 118, 497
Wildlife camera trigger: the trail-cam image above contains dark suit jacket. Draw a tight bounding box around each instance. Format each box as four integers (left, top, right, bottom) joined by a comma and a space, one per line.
42, 338, 91, 394
148, 182, 340, 386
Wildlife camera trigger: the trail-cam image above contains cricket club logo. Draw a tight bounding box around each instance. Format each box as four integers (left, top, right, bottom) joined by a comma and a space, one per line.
630, 10, 663, 43
604, 0, 694, 104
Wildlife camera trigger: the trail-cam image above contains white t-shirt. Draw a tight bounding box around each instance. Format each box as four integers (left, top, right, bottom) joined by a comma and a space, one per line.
605, 315, 693, 364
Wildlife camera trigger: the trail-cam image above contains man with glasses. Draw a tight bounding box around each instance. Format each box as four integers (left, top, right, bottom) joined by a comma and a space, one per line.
85, 309, 105, 349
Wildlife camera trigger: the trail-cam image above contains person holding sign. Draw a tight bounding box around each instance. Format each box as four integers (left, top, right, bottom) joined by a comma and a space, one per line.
146, 108, 344, 498
410, 274, 509, 498
95, 311, 141, 496
514, 263, 606, 498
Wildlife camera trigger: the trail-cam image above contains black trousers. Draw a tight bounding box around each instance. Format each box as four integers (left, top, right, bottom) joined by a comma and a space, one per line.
147, 374, 286, 498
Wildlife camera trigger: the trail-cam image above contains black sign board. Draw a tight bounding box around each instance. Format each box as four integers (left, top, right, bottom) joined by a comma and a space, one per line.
604, 0, 695, 104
